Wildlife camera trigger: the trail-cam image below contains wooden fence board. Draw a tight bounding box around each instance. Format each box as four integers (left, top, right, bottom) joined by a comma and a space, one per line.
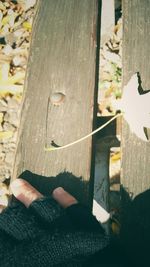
12, 0, 100, 205
121, 0, 150, 200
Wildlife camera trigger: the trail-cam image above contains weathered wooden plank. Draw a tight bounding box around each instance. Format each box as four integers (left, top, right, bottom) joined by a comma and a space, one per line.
121, 0, 150, 200
12, 0, 100, 205
100, 0, 115, 46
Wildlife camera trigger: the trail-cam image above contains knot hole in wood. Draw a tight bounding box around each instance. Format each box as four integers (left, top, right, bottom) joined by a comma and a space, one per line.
50, 92, 66, 106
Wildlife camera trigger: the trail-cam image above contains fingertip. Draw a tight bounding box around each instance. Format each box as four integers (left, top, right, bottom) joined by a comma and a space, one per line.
52, 187, 65, 197
10, 178, 43, 208
10, 178, 27, 196
52, 187, 78, 208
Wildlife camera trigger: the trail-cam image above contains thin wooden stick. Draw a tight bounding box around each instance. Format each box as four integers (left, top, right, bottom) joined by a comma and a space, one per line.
44, 113, 122, 152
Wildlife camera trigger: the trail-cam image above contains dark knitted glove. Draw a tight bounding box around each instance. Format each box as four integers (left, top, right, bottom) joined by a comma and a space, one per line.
0, 197, 109, 267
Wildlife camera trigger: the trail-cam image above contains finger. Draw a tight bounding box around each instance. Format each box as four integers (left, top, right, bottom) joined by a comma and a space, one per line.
10, 179, 43, 208
52, 187, 78, 208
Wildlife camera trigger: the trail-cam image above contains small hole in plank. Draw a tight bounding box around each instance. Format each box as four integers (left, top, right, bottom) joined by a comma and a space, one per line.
50, 92, 65, 106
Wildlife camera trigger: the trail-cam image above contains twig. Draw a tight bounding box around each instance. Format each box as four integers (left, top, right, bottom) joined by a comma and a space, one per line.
44, 113, 122, 152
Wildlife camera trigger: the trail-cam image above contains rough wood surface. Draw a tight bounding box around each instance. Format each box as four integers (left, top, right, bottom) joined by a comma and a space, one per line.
100, 0, 115, 46
121, 0, 150, 200
12, 0, 100, 205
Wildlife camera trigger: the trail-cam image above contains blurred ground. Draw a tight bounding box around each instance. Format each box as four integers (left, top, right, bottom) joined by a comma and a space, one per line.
0, 0, 36, 209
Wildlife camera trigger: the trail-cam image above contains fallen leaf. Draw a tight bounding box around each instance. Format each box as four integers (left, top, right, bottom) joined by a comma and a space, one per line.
1, 15, 10, 26
2, 44, 13, 56
0, 2, 5, 12
0, 11, 3, 24
0, 63, 25, 92
111, 220, 120, 235
0, 63, 9, 81
110, 152, 121, 163
0, 194, 8, 206
0, 113, 3, 123
1, 24, 9, 35
23, 21, 32, 31
0, 85, 23, 96
25, 0, 37, 11
0, 183, 9, 196
0, 131, 13, 140
5, 72, 25, 85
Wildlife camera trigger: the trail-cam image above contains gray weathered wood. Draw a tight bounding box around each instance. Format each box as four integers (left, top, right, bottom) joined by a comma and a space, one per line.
121, 0, 150, 200
12, 0, 100, 205
101, 0, 115, 46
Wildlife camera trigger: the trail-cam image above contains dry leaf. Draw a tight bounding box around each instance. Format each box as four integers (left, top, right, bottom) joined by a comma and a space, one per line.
0, 131, 13, 140
17, 0, 36, 11
0, 2, 5, 12
25, 0, 37, 10
0, 63, 25, 96
23, 21, 32, 31
0, 85, 23, 96
0, 63, 9, 81
0, 194, 8, 206
111, 220, 120, 235
0, 113, 3, 123
0, 183, 9, 196
110, 152, 121, 163
1, 15, 9, 27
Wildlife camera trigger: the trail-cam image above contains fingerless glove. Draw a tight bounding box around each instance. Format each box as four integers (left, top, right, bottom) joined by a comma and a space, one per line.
0, 197, 109, 267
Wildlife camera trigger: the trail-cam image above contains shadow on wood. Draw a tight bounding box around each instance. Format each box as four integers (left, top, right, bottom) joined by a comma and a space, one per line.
90, 187, 150, 264
15, 170, 89, 206
120, 186, 150, 264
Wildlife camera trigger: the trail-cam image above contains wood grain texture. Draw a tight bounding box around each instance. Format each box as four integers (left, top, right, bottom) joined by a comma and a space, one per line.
121, 0, 150, 199
12, 0, 100, 204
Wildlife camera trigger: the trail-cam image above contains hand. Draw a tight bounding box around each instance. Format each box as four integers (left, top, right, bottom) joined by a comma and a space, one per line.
0, 178, 108, 267
10, 178, 78, 209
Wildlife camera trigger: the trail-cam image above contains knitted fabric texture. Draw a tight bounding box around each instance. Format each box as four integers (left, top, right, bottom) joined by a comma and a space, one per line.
0, 197, 109, 267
